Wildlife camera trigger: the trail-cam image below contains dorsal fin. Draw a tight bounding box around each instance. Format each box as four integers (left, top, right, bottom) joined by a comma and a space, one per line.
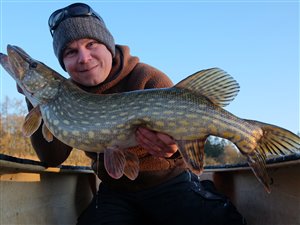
175, 68, 240, 107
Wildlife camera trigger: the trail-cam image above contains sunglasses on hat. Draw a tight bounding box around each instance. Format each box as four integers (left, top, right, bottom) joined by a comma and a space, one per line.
48, 3, 103, 36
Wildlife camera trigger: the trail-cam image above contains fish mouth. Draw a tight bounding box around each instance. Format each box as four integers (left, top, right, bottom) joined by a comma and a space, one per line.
0, 52, 15, 78
0, 52, 8, 65
5, 45, 39, 80
7, 45, 35, 65
4, 44, 66, 82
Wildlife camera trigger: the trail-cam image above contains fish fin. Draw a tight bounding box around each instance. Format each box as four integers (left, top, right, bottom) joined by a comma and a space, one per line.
104, 146, 126, 179
175, 68, 240, 107
246, 119, 300, 156
42, 123, 53, 142
22, 106, 42, 137
123, 151, 140, 180
176, 139, 206, 175
247, 148, 271, 193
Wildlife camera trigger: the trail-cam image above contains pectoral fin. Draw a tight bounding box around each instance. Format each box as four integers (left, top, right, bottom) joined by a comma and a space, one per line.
42, 123, 53, 142
22, 106, 42, 137
104, 146, 126, 179
176, 139, 206, 175
123, 151, 140, 180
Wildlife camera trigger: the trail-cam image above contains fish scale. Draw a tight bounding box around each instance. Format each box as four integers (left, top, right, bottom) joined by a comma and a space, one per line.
1, 45, 299, 193
42, 81, 262, 154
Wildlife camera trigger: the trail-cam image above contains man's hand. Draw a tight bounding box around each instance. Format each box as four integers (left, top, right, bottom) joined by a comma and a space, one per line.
135, 127, 178, 158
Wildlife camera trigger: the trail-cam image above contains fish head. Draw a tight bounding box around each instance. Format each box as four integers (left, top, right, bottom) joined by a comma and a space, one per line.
0, 45, 66, 105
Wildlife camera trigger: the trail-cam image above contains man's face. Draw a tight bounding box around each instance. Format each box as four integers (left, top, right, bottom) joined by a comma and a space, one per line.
63, 38, 113, 86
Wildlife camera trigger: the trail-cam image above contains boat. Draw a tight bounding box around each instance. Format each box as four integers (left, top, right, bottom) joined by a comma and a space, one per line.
1, 153, 299, 225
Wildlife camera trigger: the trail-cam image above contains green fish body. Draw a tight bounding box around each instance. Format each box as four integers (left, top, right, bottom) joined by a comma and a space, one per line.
1, 45, 299, 192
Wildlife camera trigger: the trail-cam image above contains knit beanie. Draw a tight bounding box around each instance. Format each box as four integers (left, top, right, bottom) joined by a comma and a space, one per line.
52, 16, 115, 70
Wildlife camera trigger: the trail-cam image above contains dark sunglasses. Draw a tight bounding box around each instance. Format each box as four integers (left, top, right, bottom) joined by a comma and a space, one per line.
48, 3, 103, 36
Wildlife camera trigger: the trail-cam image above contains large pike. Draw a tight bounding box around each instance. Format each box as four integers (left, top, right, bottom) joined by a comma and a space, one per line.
1, 45, 299, 192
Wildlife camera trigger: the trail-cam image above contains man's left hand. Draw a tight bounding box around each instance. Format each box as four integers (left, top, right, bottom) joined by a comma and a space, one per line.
135, 127, 178, 158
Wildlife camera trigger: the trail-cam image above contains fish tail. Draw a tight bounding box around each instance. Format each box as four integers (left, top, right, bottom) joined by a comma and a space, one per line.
246, 119, 300, 156
245, 119, 300, 193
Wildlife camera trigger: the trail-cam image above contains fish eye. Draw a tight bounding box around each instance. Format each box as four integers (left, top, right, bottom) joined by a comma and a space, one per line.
29, 62, 38, 69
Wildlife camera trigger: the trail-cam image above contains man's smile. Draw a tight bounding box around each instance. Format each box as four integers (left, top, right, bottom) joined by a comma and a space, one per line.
78, 64, 98, 73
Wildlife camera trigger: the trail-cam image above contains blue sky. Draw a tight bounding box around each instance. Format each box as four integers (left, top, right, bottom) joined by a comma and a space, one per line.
0, 0, 299, 134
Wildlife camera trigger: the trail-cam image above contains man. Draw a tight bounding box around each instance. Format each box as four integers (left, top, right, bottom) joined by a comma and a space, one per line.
24, 3, 246, 225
